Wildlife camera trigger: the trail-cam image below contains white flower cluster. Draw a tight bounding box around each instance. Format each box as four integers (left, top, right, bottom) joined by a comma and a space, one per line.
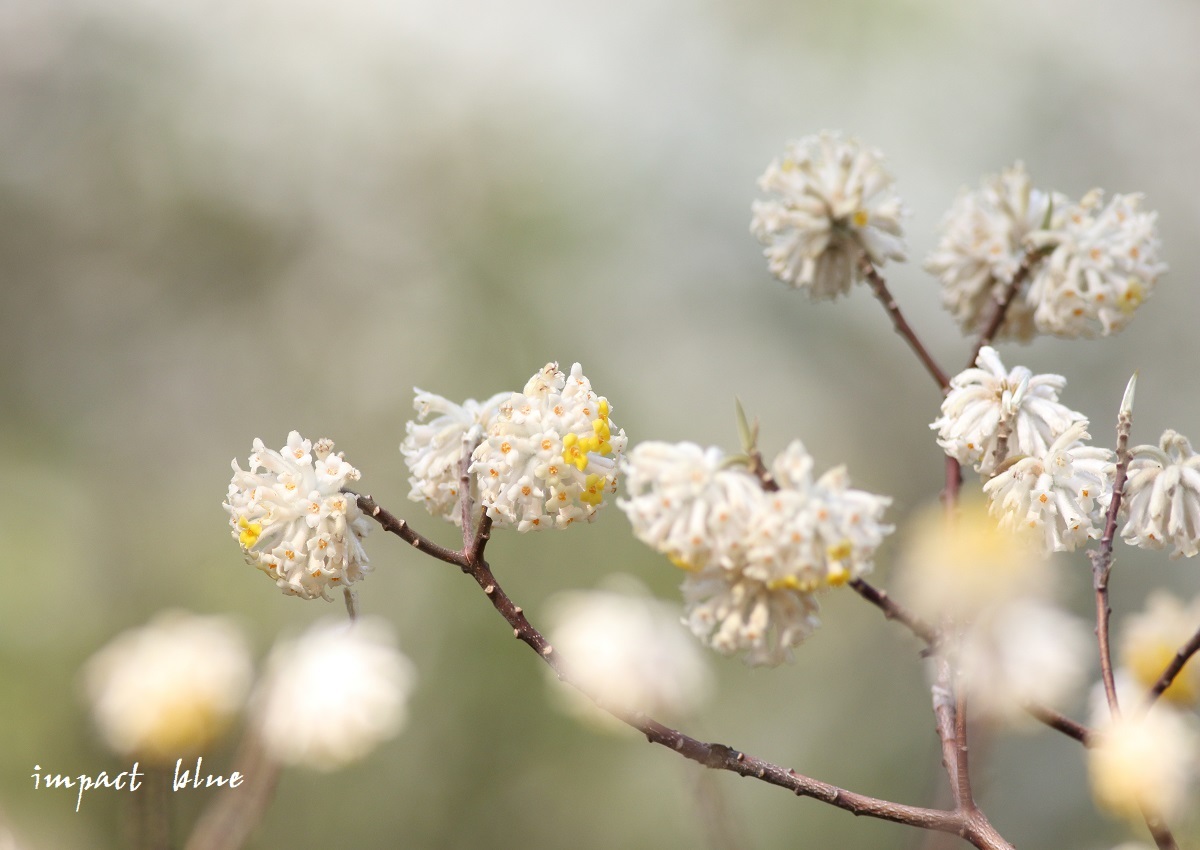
932, 347, 1113, 552
1027, 190, 1167, 338
933, 346, 1086, 476
403, 363, 626, 532
84, 611, 252, 764
620, 440, 892, 666
984, 421, 1115, 553
925, 162, 1064, 341
1122, 430, 1200, 558
254, 617, 416, 771
544, 576, 712, 730
928, 164, 1165, 340
751, 132, 907, 300
225, 432, 371, 601
401, 389, 509, 524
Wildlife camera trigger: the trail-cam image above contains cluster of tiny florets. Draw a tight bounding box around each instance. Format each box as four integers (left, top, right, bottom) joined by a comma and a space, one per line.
1122, 430, 1200, 558
751, 132, 906, 300
924, 163, 1165, 341
620, 440, 891, 666
402, 362, 626, 532
225, 432, 371, 600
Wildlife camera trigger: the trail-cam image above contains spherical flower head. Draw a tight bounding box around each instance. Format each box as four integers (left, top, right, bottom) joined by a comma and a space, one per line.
83, 611, 251, 765
933, 346, 1087, 477
1026, 190, 1166, 338
1120, 591, 1200, 707
401, 388, 510, 525
958, 599, 1089, 726
926, 162, 1067, 341
984, 421, 1114, 554
225, 431, 371, 600
1089, 707, 1198, 822
751, 131, 907, 300
621, 439, 892, 666
254, 617, 416, 771
899, 498, 1046, 620
1122, 429, 1200, 558
471, 362, 627, 531
544, 576, 712, 730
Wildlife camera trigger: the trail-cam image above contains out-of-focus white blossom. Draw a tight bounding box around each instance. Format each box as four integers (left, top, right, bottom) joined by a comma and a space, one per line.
1120, 591, 1200, 707
933, 346, 1086, 476
544, 576, 712, 730
984, 421, 1114, 553
1122, 430, 1200, 558
1088, 706, 1198, 822
1027, 190, 1166, 338
958, 599, 1089, 725
620, 439, 892, 666
225, 431, 371, 600
254, 617, 416, 771
84, 611, 252, 764
751, 132, 906, 300
898, 499, 1045, 620
401, 389, 510, 525
471, 362, 626, 531
926, 162, 1065, 341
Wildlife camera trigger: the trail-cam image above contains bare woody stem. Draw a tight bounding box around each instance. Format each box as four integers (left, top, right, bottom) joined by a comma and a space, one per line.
859, 258, 951, 392
849, 578, 1094, 745
1090, 404, 1134, 718
966, 247, 1050, 365
356, 494, 1015, 849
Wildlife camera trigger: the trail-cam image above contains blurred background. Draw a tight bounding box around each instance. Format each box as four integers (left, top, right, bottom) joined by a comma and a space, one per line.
2, 0, 1200, 847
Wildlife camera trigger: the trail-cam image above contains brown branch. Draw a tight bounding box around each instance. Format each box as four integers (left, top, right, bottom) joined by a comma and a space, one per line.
361, 498, 1020, 847
859, 258, 951, 392
355, 494, 464, 567
966, 247, 1050, 366
1145, 626, 1200, 707
183, 732, 282, 850
1089, 402, 1133, 718
1021, 703, 1092, 746
849, 579, 938, 647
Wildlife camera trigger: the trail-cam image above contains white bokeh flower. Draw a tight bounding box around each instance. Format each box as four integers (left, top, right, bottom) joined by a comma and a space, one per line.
899, 499, 1046, 620
958, 599, 1089, 725
1122, 430, 1200, 558
1119, 591, 1200, 707
984, 421, 1114, 553
933, 346, 1086, 476
1088, 706, 1198, 822
926, 162, 1065, 341
225, 431, 371, 600
471, 362, 626, 531
401, 389, 510, 525
254, 617, 416, 771
620, 439, 892, 665
83, 611, 252, 764
545, 576, 712, 730
751, 132, 906, 300
1027, 190, 1166, 338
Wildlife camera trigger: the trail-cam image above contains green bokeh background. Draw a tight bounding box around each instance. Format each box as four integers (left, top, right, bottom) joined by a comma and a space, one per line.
2, 1, 1199, 847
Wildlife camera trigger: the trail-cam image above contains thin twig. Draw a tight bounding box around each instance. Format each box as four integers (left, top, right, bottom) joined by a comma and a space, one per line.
458, 433, 477, 551
183, 732, 282, 850
1021, 703, 1092, 746
966, 247, 1050, 366
362, 500, 1017, 848
859, 258, 951, 392
343, 587, 359, 621
1089, 402, 1134, 718
849, 579, 938, 647
1145, 626, 1200, 708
